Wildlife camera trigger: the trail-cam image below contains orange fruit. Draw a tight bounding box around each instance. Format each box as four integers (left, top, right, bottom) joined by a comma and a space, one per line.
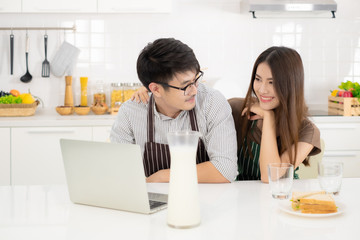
10, 89, 20, 97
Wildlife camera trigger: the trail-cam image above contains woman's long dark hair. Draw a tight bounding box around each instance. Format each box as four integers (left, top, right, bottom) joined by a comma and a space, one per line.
239, 46, 309, 165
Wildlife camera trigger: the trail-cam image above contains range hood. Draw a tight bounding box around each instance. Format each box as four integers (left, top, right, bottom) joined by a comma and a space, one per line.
249, 0, 337, 18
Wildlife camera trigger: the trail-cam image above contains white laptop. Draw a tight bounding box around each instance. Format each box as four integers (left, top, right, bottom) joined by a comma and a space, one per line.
60, 139, 167, 214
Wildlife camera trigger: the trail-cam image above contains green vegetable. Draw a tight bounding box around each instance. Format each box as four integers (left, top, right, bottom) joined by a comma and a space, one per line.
338, 81, 354, 91
338, 81, 360, 99
0, 95, 22, 104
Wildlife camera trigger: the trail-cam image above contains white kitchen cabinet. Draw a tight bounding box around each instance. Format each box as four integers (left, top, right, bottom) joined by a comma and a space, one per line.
11, 127, 92, 185
92, 126, 112, 142
313, 118, 360, 178
0, 0, 21, 12
0, 128, 10, 185
322, 151, 360, 178
22, 0, 97, 13
98, 0, 172, 13
315, 122, 360, 151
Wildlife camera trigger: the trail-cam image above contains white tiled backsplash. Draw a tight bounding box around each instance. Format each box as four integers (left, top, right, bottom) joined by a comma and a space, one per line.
0, 0, 360, 108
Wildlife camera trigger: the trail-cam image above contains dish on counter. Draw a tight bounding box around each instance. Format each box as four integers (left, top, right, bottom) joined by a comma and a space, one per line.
91, 104, 108, 115
55, 106, 74, 115
278, 201, 344, 218
74, 106, 90, 115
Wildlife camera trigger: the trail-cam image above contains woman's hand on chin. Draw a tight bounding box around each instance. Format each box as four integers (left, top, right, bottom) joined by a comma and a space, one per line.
241, 103, 270, 120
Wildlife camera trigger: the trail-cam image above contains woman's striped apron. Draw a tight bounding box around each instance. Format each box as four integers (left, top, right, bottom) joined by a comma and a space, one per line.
236, 120, 298, 180
236, 120, 261, 180
142, 95, 209, 177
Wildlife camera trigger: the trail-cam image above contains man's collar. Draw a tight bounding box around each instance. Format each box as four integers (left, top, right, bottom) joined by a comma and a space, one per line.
153, 103, 186, 120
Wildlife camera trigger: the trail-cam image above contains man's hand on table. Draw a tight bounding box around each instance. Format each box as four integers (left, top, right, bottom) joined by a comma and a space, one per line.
146, 169, 170, 183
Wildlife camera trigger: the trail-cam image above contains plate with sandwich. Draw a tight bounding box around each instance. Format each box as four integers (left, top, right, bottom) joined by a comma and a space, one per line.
278, 191, 344, 217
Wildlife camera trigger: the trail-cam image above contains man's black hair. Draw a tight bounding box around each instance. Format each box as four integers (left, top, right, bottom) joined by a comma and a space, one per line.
136, 38, 200, 90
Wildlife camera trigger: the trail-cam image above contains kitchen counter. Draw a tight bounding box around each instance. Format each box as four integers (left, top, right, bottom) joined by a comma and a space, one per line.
0, 106, 360, 128
0, 179, 358, 240
0, 107, 117, 127
308, 109, 337, 116
307, 103, 356, 117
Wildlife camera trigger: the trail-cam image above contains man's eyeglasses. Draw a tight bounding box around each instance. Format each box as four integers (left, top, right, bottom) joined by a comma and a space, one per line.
159, 71, 204, 96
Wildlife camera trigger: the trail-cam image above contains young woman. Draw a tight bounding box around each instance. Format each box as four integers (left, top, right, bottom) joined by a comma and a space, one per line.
131, 46, 321, 183
228, 46, 321, 182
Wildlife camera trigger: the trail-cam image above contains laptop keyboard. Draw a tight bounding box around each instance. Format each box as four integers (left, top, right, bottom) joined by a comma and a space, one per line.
149, 200, 167, 210
147, 192, 167, 210
148, 192, 168, 202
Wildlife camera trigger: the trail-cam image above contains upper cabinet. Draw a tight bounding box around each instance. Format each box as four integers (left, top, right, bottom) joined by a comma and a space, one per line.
0, 0, 21, 12
0, 0, 171, 13
98, 0, 172, 13
22, 0, 97, 13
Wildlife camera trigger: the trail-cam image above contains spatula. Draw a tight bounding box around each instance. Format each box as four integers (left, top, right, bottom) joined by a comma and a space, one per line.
41, 34, 50, 77
20, 33, 32, 83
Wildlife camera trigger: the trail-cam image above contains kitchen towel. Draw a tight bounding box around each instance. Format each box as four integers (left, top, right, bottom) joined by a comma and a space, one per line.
51, 41, 80, 77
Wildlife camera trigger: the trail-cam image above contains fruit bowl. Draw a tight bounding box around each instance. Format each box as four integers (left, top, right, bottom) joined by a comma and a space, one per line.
56, 106, 74, 115
0, 101, 39, 117
74, 106, 90, 115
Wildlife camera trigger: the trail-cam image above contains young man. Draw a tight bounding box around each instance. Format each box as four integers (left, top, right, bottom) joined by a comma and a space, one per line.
110, 38, 237, 183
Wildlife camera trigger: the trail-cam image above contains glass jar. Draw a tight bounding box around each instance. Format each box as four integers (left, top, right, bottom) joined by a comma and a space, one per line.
111, 83, 123, 108
93, 81, 106, 106
123, 82, 143, 103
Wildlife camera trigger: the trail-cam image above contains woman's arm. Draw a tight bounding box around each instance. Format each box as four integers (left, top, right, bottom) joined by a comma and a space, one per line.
244, 104, 314, 183
258, 110, 279, 183
259, 112, 314, 182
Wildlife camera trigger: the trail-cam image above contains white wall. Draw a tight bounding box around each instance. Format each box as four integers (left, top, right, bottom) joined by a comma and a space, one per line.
0, 0, 359, 108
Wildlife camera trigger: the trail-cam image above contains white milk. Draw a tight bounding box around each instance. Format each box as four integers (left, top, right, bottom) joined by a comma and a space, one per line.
167, 146, 200, 228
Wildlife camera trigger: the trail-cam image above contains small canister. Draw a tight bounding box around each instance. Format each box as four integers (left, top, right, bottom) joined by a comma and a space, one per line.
123, 82, 143, 103
93, 81, 106, 106
111, 83, 123, 108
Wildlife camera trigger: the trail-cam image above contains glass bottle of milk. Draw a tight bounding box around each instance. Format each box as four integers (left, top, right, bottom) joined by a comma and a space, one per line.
166, 131, 201, 228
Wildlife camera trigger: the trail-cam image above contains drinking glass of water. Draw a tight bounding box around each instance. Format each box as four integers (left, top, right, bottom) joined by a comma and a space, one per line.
268, 163, 294, 199
318, 161, 343, 194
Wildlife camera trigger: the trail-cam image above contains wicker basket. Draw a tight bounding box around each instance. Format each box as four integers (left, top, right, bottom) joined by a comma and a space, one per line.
0, 101, 39, 117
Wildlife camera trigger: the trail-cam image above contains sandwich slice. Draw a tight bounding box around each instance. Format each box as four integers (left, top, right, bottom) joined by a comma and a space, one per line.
291, 191, 337, 214
298, 193, 337, 214
291, 191, 325, 211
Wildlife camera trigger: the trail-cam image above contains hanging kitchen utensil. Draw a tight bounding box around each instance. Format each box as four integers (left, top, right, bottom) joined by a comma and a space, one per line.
41, 33, 50, 77
10, 31, 14, 75
20, 33, 32, 83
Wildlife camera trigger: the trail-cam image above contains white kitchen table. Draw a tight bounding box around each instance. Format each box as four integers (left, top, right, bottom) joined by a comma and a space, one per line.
0, 179, 359, 240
